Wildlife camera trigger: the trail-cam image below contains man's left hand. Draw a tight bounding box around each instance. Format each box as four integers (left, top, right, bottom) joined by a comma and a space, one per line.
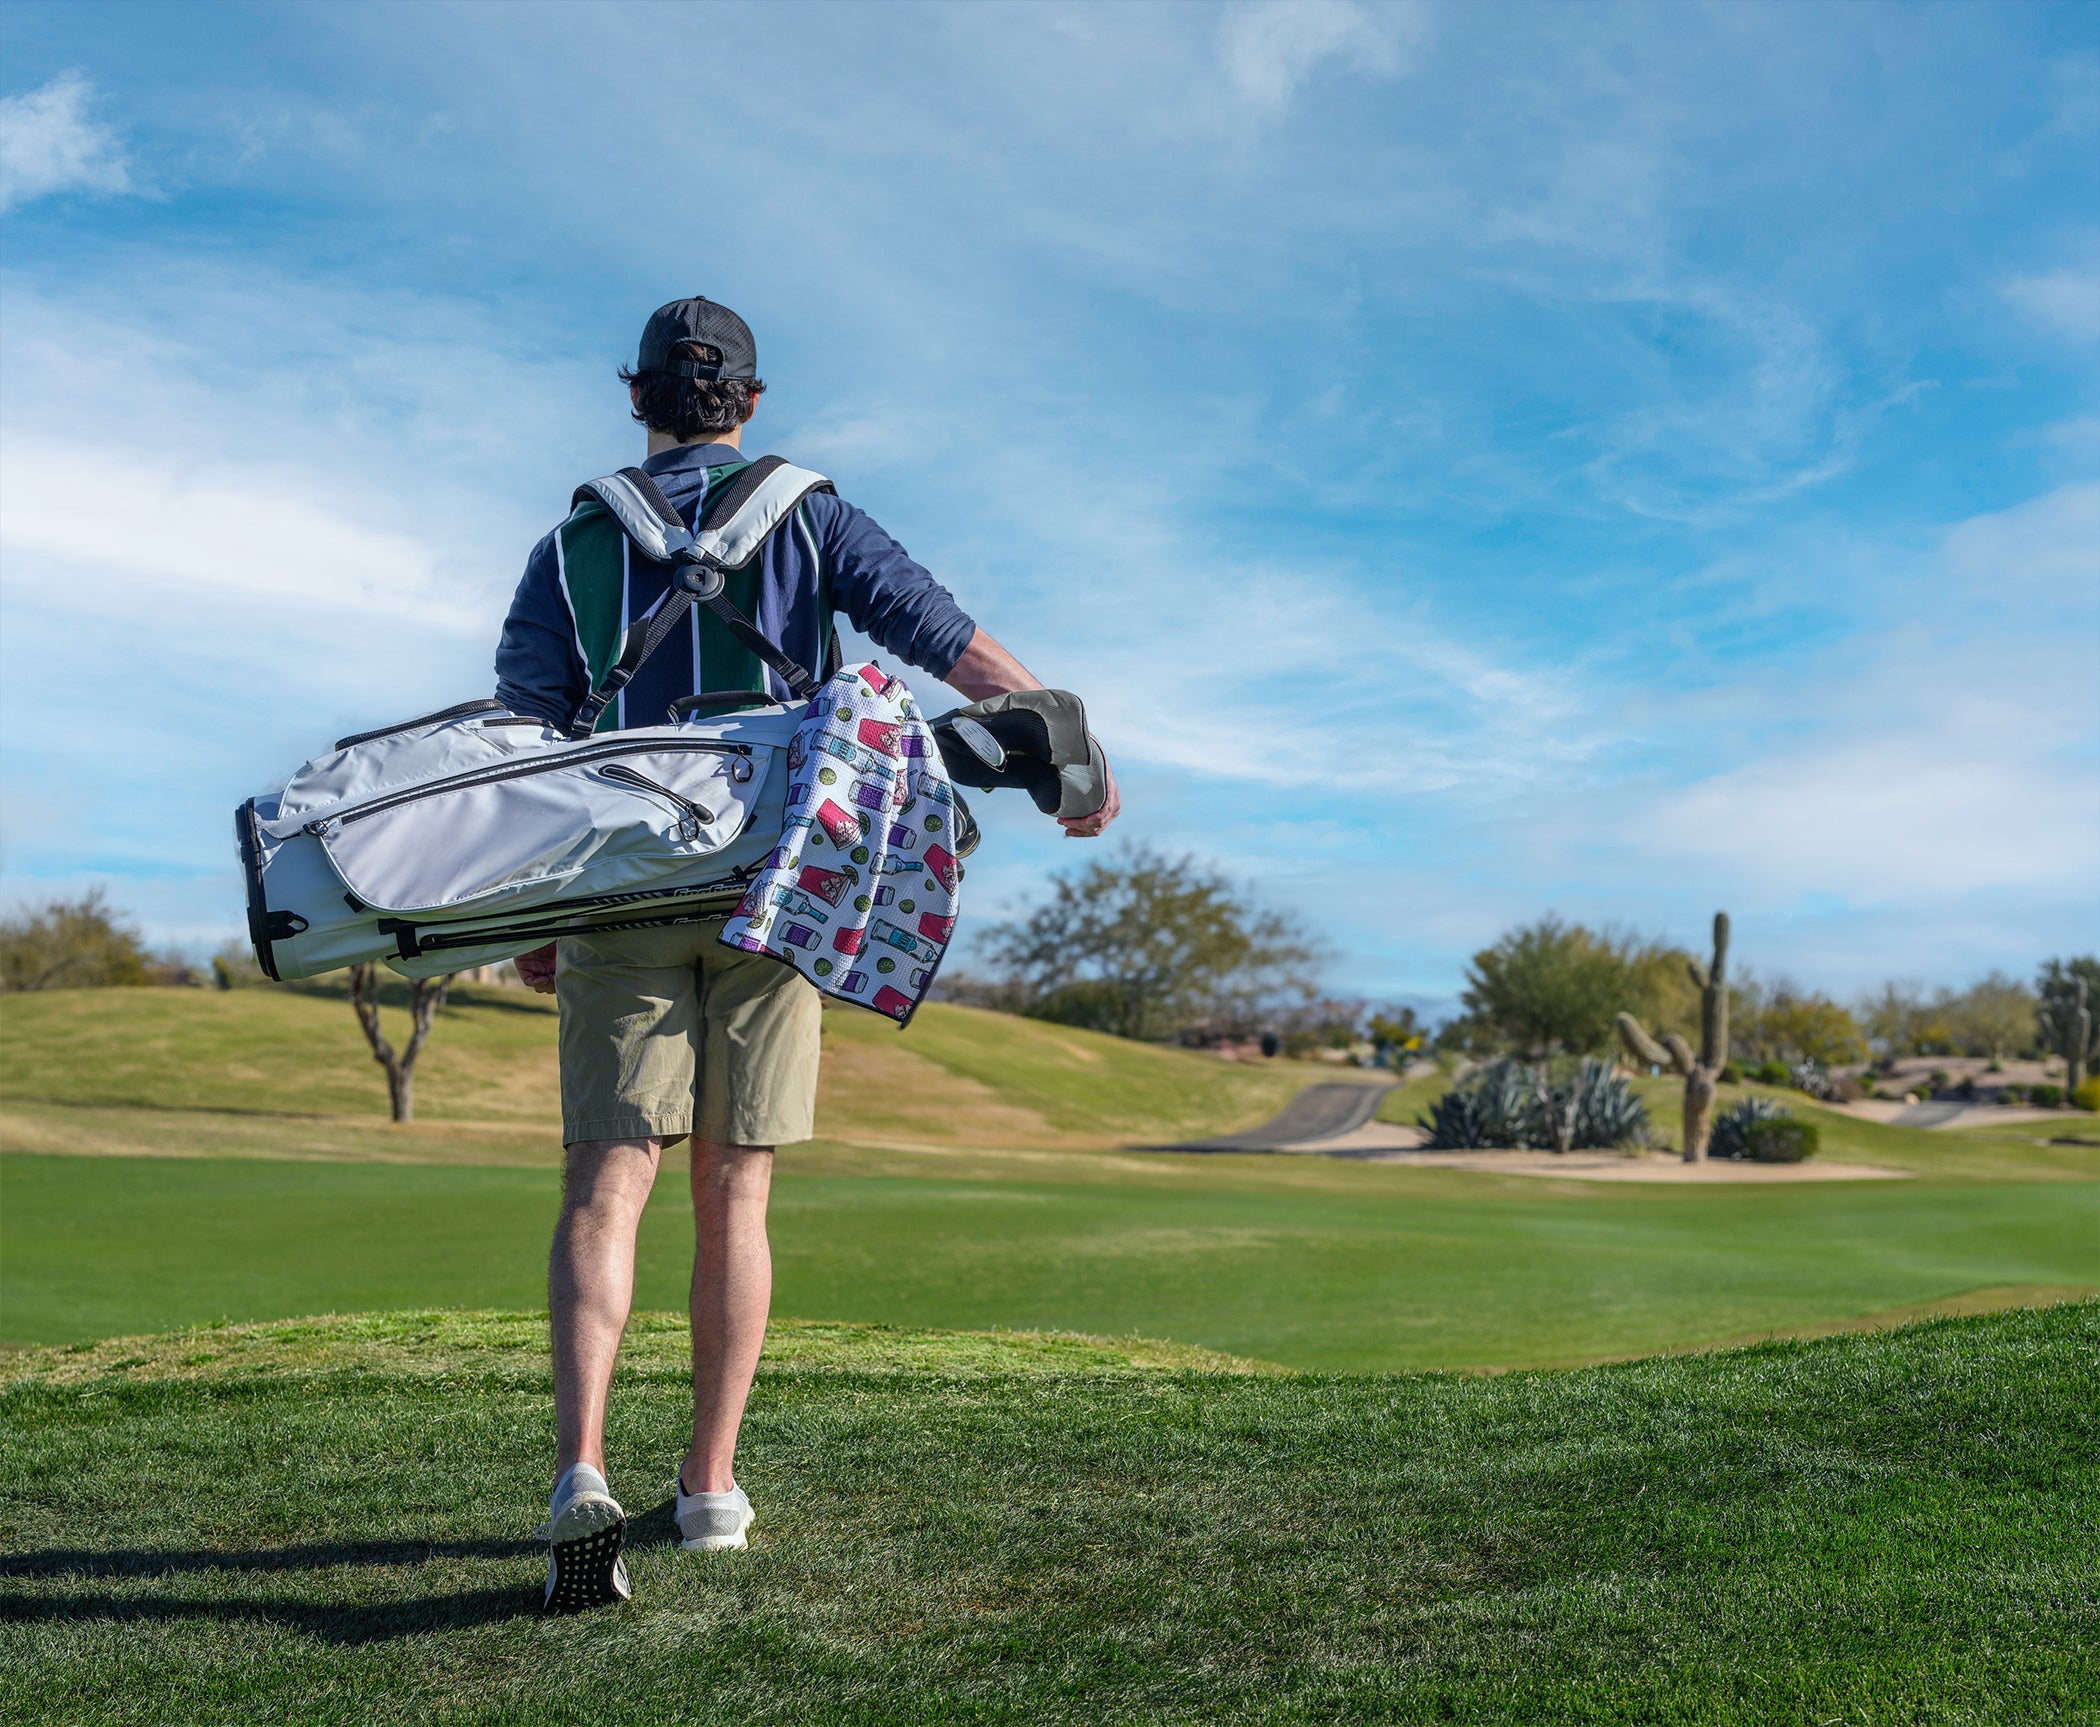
1061, 752, 1119, 838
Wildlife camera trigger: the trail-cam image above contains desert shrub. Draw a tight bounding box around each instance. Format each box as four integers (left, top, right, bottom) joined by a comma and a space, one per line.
1025, 978, 1128, 1035
1568, 1060, 1648, 1148
211, 940, 270, 989
2072, 1078, 2100, 1113
1753, 1060, 1791, 1085
2002, 1085, 2028, 1105
1420, 1058, 1541, 1149
2031, 1083, 2064, 1108
1710, 1096, 1790, 1161
1718, 1061, 1742, 1084
1419, 1057, 1646, 1151
0, 889, 150, 992
1747, 1118, 1819, 1163
1417, 1085, 1493, 1148
1790, 1059, 1840, 1102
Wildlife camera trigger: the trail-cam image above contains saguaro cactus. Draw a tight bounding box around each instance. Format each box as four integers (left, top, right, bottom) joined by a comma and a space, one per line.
1617, 911, 1730, 1163
2037, 974, 2098, 1098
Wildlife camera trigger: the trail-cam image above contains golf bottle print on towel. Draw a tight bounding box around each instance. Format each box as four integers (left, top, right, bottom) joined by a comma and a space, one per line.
722, 663, 961, 1023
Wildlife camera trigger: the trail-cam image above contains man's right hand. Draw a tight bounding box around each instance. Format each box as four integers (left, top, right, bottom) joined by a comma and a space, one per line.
517, 942, 559, 994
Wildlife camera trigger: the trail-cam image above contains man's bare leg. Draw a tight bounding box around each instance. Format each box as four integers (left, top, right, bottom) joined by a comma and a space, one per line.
682, 1139, 774, 1493
550, 1137, 662, 1481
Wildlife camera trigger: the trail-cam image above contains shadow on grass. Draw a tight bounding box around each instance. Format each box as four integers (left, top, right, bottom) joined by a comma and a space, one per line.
624, 1495, 679, 1553
0, 1537, 538, 1579
0, 1536, 547, 1643
0, 1586, 535, 1643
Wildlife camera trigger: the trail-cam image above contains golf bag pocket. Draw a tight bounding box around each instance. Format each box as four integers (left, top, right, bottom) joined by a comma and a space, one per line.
305, 736, 767, 914
239, 703, 801, 981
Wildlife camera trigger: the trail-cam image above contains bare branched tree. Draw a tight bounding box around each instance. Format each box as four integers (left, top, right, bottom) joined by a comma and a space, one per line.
346, 963, 453, 1122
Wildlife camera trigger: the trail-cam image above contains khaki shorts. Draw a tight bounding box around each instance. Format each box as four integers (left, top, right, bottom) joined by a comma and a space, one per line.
555, 920, 821, 1148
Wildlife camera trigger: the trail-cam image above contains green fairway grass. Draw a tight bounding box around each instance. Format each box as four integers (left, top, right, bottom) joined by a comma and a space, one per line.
4, 988, 2096, 1364
5, 1150, 2095, 1367
3, 1305, 2093, 1724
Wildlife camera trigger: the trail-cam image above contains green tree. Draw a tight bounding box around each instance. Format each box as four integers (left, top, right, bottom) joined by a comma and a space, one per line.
1857, 980, 1928, 1059
0, 889, 151, 992
1755, 989, 1866, 1067
1623, 937, 1704, 1044
1945, 972, 2036, 1062
1367, 1007, 1425, 1057
984, 845, 1321, 1043
1461, 917, 1643, 1058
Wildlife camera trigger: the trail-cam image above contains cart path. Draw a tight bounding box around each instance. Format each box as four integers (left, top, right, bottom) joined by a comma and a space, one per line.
1147, 1082, 1397, 1153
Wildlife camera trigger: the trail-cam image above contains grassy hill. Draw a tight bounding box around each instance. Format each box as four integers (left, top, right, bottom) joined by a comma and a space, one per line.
3, 1304, 2093, 1723
3, 986, 2095, 1365
0, 983, 1337, 1157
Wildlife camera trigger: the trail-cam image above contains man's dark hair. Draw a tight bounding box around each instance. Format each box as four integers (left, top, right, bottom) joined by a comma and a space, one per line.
619, 341, 764, 440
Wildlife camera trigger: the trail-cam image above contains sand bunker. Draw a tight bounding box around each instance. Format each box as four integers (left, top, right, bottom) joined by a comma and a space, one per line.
1260, 1121, 1908, 1181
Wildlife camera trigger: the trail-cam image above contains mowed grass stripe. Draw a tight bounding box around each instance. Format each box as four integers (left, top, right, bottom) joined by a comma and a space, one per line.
5, 1152, 2094, 1368
2, 1307, 2093, 1724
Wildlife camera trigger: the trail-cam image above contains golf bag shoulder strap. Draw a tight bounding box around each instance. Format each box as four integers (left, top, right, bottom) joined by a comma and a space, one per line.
565, 458, 836, 737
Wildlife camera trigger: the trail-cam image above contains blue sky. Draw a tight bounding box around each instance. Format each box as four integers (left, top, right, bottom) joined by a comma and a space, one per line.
1, 0, 2095, 1013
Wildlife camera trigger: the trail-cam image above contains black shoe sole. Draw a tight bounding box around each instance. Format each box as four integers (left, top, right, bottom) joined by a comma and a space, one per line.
544, 1512, 629, 1614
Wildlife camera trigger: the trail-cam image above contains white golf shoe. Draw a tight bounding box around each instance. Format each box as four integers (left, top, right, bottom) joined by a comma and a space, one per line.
675, 1478, 755, 1552
538, 1463, 630, 1612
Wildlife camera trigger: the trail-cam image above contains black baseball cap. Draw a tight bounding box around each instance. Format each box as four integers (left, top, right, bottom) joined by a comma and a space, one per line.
636, 296, 757, 382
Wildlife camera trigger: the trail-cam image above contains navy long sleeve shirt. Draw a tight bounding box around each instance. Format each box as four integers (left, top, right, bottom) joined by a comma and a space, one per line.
494, 441, 978, 729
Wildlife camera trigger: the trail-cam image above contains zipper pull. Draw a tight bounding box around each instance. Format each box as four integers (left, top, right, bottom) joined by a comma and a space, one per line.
599, 762, 713, 841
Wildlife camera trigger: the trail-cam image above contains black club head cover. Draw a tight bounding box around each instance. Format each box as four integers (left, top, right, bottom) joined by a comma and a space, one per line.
931, 690, 1107, 820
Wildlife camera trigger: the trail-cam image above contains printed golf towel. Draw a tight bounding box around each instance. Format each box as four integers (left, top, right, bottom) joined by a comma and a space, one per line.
721, 662, 960, 1023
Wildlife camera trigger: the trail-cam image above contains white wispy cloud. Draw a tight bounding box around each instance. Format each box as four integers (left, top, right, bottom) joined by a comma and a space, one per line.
0, 273, 597, 938
1216, 0, 1428, 117
2003, 259, 2100, 343
1, 0, 2091, 995
1639, 687, 2096, 906
1628, 484, 2100, 911
0, 71, 132, 214
1942, 480, 2100, 597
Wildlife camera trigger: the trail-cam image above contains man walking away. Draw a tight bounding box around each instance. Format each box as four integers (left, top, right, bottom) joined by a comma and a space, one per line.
498, 296, 1118, 1609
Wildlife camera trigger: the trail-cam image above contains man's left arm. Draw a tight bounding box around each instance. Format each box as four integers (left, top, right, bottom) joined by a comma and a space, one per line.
941, 628, 1120, 838
818, 497, 1118, 838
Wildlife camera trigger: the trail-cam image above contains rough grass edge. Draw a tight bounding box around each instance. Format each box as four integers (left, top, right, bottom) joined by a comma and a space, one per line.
0, 1310, 1291, 1389
11, 1298, 2100, 1392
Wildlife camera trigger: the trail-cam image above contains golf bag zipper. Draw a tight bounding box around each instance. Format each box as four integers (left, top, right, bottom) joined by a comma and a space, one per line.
375, 863, 763, 959
303, 737, 754, 836
596, 763, 713, 840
